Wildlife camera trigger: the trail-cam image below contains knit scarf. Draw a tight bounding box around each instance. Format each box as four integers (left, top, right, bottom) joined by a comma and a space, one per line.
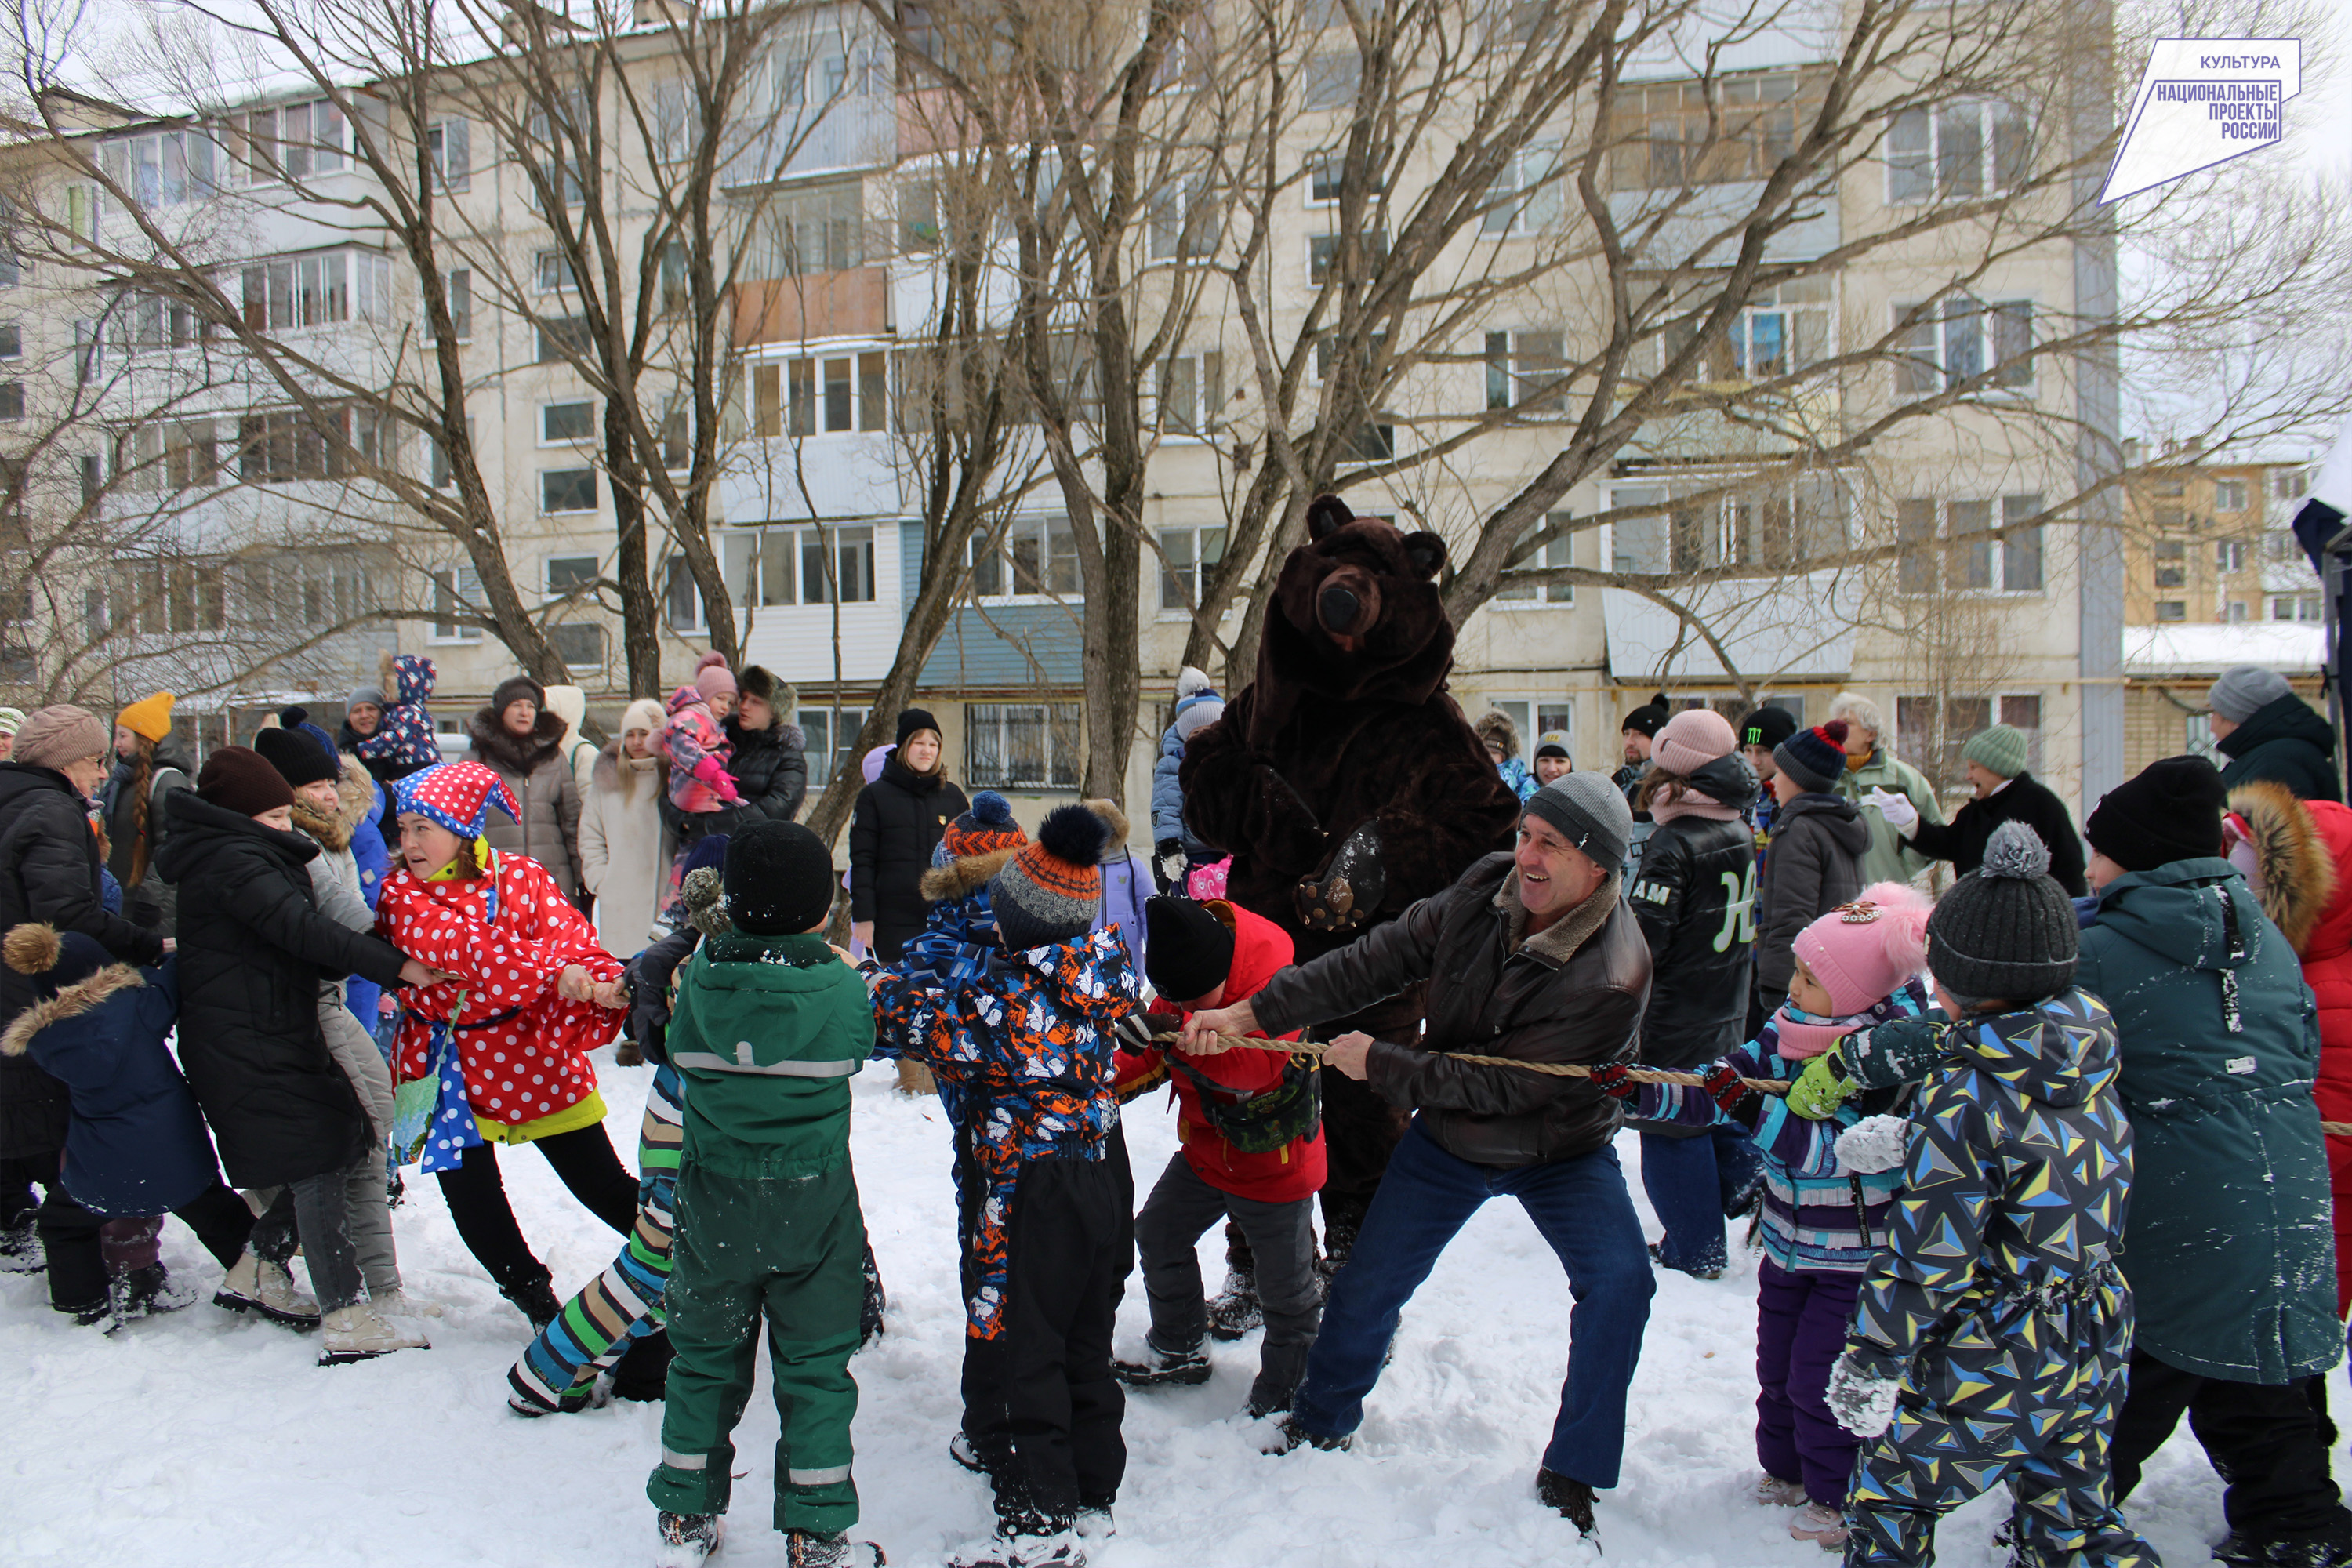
1647, 786, 1742, 825
1773, 1000, 1881, 1061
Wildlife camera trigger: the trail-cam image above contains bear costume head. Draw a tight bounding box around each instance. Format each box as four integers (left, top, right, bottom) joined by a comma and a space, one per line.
1251, 493, 1454, 744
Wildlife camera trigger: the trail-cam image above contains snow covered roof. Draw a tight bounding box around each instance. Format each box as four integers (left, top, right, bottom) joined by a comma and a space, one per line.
2122, 623, 2327, 676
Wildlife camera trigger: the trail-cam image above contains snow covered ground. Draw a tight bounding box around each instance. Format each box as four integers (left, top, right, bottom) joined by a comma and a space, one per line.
0, 1049, 2276, 1568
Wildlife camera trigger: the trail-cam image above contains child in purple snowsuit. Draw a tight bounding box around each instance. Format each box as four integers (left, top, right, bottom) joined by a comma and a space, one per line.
1599, 881, 1932, 1552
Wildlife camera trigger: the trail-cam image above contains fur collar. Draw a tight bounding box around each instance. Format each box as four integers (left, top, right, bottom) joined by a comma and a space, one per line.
920, 848, 1018, 904
467, 707, 566, 775
2230, 780, 2336, 954
1087, 800, 1131, 859
1494, 867, 1619, 965
292, 757, 378, 853
0, 964, 146, 1058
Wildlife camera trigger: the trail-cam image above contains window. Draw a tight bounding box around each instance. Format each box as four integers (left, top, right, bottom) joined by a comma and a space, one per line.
542, 401, 595, 443
1897, 493, 2042, 593
661, 407, 690, 470
228, 100, 343, 184
79, 453, 101, 505
1484, 329, 1565, 411
2227, 599, 2250, 622
238, 408, 360, 482
534, 250, 576, 293
1658, 277, 1834, 384
540, 467, 597, 514
1149, 179, 1224, 262
525, 106, 587, 207
2153, 563, 2186, 588
545, 555, 597, 597
72, 318, 101, 386
165, 419, 220, 487
539, 315, 592, 364
430, 562, 484, 641
897, 178, 942, 252
1615, 474, 1849, 576
966, 702, 1082, 790
426, 118, 471, 191
1494, 515, 1576, 604
2151, 476, 2186, 498
427, 268, 470, 342
2274, 470, 2310, 502
659, 242, 690, 315
1611, 71, 1820, 191
2155, 601, 2187, 622
1483, 142, 1563, 234
548, 623, 603, 670
1159, 526, 1227, 612
100, 129, 219, 206
1302, 50, 1362, 111
665, 556, 704, 630
1895, 692, 2040, 786
0, 323, 19, 360
1309, 230, 1388, 285
750, 353, 887, 437
2215, 478, 2248, 513
797, 705, 869, 781
974, 516, 1080, 599
1886, 100, 2029, 204
2273, 593, 2324, 622
1154, 353, 1224, 435
241, 252, 383, 330
0, 383, 21, 421
2216, 539, 2249, 573
1893, 296, 2034, 395
721, 525, 877, 608
750, 181, 862, 276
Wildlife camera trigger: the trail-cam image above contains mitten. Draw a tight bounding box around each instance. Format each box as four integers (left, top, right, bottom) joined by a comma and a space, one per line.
1588, 1059, 1639, 1100
1825, 1353, 1902, 1438
1298, 819, 1386, 932
1835, 1114, 1912, 1175
1864, 786, 1919, 833
1152, 838, 1181, 895
1704, 1062, 1762, 1128
1785, 1048, 1856, 1120
1842, 1016, 1948, 1091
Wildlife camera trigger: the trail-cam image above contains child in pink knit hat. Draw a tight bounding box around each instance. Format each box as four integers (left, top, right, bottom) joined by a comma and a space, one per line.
659, 654, 745, 819
1593, 880, 1932, 1552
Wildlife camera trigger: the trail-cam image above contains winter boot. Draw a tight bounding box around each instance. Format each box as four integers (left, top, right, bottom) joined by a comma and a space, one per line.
53, 1293, 115, 1329
1262, 1414, 1351, 1454
786, 1529, 885, 1567
114, 1262, 198, 1322
0, 1217, 41, 1273
859, 1245, 887, 1348
610, 1329, 676, 1403
507, 1363, 597, 1417
1536, 1468, 1598, 1539
947, 1527, 1081, 1568
949, 1432, 992, 1475
655, 1512, 724, 1567
373, 1289, 445, 1319
319, 1303, 430, 1365
216, 1250, 321, 1328
1649, 1240, 1724, 1283
1754, 1475, 1809, 1507
1204, 1268, 1261, 1340
385, 1165, 406, 1208
503, 1270, 564, 1330
1073, 1505, 1115, 1545
1112, 1337, 1212, 1388
1788, 1501, 1847, 1550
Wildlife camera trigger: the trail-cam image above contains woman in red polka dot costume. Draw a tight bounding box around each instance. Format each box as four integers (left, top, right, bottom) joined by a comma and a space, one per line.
374, 760, 644, 1326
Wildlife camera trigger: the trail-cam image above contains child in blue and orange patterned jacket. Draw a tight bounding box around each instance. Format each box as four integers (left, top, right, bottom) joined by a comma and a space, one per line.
869, 804, 1138, 1568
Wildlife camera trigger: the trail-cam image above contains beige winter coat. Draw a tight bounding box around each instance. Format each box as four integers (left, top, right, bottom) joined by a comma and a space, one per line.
466, 707, 586, 896
579, 741, 672, 958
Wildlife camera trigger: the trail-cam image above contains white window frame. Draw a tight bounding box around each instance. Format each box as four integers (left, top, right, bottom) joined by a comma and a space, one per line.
429, 562, 483, 643
1480, 141, 1563, 237
1892, 296, 2034, 399
1157, 525, 1229, 615
426, 118, 471, 191
1149, 353, 1224, 438
971, 515, 1082, 604
2214, 477, 2249, 513
1885, 98, 2029, 206
540, 400, 596, 446
543, 554, 599, 599
722, 524, 879, 611
539, 466, 598, 515
964, 702, 1084, 792
1492, 514, 1576, 606
1895, 493, 2045, 597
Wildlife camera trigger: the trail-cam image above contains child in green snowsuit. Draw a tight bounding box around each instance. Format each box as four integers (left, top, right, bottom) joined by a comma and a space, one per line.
645, 821, 881, 1568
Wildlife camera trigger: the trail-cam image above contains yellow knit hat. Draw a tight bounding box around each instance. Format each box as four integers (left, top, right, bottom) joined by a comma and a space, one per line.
115, 691, 176, 743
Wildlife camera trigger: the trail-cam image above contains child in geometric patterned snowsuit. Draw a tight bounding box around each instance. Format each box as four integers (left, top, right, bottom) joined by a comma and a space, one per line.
1820, 822, 2158, 1568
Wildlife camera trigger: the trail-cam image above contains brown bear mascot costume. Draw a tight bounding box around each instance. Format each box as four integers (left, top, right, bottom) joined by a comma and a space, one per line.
1181, 493, 1521, 1298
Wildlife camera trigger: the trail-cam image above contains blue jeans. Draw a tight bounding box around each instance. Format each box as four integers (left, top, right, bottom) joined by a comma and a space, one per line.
1641, 1123, 1765, 1276
1290, 1120, 1655, 1487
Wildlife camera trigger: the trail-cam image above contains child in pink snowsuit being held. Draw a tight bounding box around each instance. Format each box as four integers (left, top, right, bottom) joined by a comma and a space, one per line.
662, 654, 744, 819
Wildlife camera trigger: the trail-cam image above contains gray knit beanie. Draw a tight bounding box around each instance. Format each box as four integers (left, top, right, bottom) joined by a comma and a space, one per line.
1523, 772, 1634, 870
2208, 666, 2294, 724
1926, 821, 2078, 1003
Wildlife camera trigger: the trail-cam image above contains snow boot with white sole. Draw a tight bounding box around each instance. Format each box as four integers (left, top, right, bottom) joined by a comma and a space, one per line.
655, 1512, 724, 1566
1112, 1338, 1211, 1388
215, 1250, 321, 1328
1755, 1475, 1809, 1508
786, 1529, 884, 1566
373, 1289, 445, 1319
1788, 1500, 1847, 1550
947, 1527, 1081, 1568
319, 1304, 429, 1365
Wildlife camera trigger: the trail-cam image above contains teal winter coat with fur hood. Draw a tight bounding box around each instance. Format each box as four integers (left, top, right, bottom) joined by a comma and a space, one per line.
2077, 856, 2339, 1383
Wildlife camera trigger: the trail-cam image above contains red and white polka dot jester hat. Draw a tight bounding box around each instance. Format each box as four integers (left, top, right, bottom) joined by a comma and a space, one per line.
394, 760, 521, 840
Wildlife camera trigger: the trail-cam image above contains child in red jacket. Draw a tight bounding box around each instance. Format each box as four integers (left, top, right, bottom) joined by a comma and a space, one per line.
1112, 895, 1325, 1417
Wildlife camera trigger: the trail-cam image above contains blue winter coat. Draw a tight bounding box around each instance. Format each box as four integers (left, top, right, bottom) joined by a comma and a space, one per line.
1497, 757, 1538, 802
1096, 851, 1152, 975
1151, 694, 1221, 860
0, 956, 223, 1215
344, 768, 392, 1032
2078, 857, 2340, 1383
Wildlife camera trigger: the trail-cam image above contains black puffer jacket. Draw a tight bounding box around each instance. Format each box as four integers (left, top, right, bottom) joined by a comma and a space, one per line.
2219, 692, 2343, 804
849, 757, 969, 961
100, 742, 194, 932
660, 714, 811, 845
1755, 791, 1870, 989
1628, 753, 1759, 1076
1251, 852, 1651, 1169
0, 764, 165, 1160
153, 792, 409, 1188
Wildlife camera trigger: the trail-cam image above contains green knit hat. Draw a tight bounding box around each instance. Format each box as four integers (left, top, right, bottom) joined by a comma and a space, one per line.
1962, 724, 2030, 780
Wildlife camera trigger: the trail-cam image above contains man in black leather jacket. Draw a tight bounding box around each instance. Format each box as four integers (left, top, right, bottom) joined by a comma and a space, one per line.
1624, 710, 1761, 1280
1183, 773, 1654, 1540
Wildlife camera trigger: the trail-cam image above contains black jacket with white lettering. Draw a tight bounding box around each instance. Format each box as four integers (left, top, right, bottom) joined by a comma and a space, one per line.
1628, 804, 1757, 1072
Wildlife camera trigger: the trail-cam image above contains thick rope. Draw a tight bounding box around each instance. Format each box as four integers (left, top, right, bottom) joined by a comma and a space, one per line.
2326, 1122, 2352, 1138
1148, 1031, 1795, 1096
